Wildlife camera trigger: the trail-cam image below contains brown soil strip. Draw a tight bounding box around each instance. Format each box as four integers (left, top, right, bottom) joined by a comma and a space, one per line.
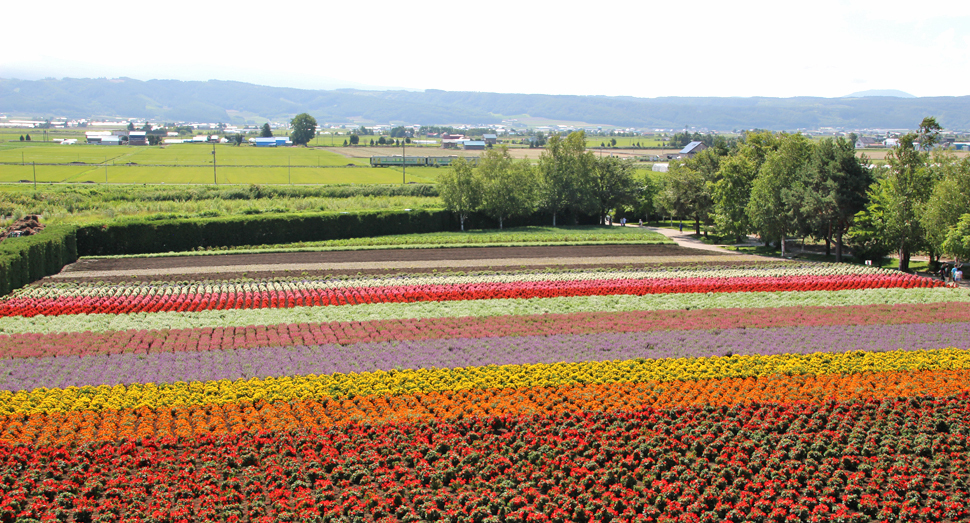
53, 245, 752, 281
50, 259, 784, 284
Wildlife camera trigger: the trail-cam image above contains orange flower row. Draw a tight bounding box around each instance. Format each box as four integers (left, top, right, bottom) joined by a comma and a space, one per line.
3, 368, 969, 447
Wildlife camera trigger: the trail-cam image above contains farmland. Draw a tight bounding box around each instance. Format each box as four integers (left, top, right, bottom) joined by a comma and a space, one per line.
1, 229, 970, 521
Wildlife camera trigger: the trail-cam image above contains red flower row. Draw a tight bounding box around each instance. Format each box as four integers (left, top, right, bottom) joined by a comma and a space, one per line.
0, 273, 941, 318
1, 395, 967, 522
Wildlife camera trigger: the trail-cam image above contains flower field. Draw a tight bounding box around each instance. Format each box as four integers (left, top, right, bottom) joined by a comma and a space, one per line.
2, 255, 970, 522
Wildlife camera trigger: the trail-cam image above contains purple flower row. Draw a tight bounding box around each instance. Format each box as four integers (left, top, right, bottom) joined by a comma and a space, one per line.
5, 321, 970, 392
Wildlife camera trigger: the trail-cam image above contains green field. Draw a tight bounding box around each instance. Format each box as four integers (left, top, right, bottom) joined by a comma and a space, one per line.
106, 225, 674, 257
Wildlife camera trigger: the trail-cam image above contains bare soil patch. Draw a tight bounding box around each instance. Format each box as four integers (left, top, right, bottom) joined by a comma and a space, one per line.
55, 259, 784, 284
53, 244, 746, 282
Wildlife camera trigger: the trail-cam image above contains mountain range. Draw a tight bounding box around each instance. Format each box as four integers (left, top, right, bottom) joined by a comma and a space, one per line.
2, 77, 969, 130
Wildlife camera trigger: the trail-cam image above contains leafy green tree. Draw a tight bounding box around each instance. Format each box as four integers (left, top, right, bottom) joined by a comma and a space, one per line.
378, 136, 386, 145
25, 134, 30, 141
924, 154, 970, 256
797, 137, 874, 262
710, 131, 779, 242
746, 133, 813, 257
127, 122, 135, 131
629, 171, 661, 222
439, 157, 483, 231
538, 131, 595, 226
260, 123, 273, 138
917, 116, 943, 151
349, 134, 359, 146
289, 113, 317, 146
610, 138, 617, 147
942, 213, 970, 261
343, 139, 348, 146
657, 147, 721, 235
479, 146, 536, 229
592, 156, 637, 224
19, 135, 23, 141
858, 133, 935, 271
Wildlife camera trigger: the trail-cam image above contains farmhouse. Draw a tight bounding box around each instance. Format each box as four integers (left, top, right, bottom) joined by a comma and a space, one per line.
483, 134, 497, 145
463, 141, 486, 150
99, 135, 123, 146
680, 141, 707, 158
252, 137, 292, 147
441, 134, 466, 149
128, 131, 148, 146
855, 137, 882, 148
665, 141, 707, 160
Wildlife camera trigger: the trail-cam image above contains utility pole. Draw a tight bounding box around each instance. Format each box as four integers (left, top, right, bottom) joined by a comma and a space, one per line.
212, 143, 217, 184
32, 162, 36, 190
288, 157, 291, 184
402, 140, 406, 184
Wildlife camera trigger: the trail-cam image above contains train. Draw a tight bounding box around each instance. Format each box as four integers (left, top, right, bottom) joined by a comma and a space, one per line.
369, 155, 480, 167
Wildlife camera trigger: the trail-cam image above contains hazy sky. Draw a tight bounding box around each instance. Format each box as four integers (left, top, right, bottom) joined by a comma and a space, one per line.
4, 0, 969, 98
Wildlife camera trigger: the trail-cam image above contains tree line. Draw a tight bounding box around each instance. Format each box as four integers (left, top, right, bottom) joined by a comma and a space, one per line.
439, 132, 643, 230
653, 117, 970, 270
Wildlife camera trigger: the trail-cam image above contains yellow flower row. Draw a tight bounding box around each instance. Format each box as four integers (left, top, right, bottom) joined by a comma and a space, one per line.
2, 348, 968, 416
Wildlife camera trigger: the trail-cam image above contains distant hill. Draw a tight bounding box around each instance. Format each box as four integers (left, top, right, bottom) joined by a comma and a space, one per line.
845, 89, 916, 98
2, 77, 969, 130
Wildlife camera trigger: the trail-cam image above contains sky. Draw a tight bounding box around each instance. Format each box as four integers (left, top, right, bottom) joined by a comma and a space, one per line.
3, 0, 970, 99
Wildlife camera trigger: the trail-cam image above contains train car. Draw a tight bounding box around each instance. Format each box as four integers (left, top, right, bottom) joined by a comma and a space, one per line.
369, 155, 481, 167
369, 156, 429, 167
426, 156, 480, 167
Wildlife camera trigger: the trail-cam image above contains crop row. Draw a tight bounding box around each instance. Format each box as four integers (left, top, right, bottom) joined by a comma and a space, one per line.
6, 322, 970, 391
1, 397, 968, 522
3, 368, 970, 447
2, 302, 968, 360
2, 272, 942, 318
2, 286, 966, 336
12, 264, 898, 299
3, 348, 969, 416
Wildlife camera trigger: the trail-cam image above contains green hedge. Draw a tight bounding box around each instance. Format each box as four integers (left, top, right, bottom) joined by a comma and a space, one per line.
75, 209, 602, 256
0, 225, 78, 296
76, 210, 455, 256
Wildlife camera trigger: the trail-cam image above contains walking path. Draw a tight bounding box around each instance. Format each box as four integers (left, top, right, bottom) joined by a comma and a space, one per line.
642, 226, 755, 254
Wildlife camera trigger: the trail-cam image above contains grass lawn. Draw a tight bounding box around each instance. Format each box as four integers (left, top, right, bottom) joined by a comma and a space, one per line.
103, 225, 675, 258
0, 165, 441, 185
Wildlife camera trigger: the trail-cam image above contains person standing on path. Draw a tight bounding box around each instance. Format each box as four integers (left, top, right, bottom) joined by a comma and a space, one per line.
679, 221, 683, 233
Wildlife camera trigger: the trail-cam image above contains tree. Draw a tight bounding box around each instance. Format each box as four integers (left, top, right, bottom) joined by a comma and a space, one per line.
610, 138, 617, 147
537, 131, 595, 226
343, 139, 348, 146
942, 213, 970, 261
147, 134, 163, 146
746, 133, 812, 257
349, 134, 359, 146
25, 134, 30, 141
657, 147, 722, 235
377, 136, 386, 145
19, 135, 23, 142
289, 113, 317, 146
877, 132, 935, 271
711, 131, 780, 242
917, 116, 943, 151
924, 154, 970, 257
260, 123, 273, 138
127, 122, 135, 131
797, 137, 873, 262
591, 156, 637, 224
439, 157, 483, 231
479, 146, 536, 229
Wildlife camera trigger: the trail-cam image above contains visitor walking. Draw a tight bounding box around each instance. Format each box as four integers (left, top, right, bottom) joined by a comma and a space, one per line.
679, 221, 683, 233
